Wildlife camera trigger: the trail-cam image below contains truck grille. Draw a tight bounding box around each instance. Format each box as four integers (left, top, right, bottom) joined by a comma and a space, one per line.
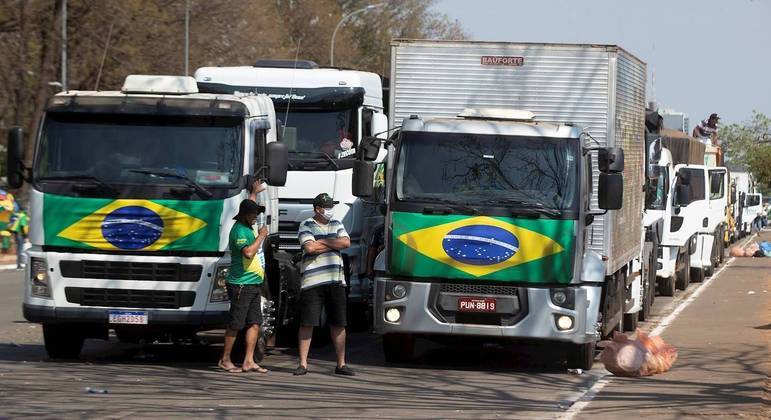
60, 260, 202, 282
64, 287, 196, 309
278, 221, 301, 250
439, 283, 519, 296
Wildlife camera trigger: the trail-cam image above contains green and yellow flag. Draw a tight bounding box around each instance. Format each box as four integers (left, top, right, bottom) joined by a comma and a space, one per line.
390, 212, 575, 284
44, 194, 223, 252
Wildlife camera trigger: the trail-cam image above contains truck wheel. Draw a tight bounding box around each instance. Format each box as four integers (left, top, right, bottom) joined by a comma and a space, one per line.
705, 264, 714, 277
43, 324, 85, 359
690, 266, 705, 283
718, 234, 725, 264
623, 311, 639, 332
657, 275, 675, 297
639, 243, 657, 321
675, 251, 690, 290
382, 333, 416, 363
566, 342, 595, 371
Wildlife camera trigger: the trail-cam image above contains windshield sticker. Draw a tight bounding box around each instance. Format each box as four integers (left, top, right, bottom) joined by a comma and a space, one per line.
337, 148, 357, 159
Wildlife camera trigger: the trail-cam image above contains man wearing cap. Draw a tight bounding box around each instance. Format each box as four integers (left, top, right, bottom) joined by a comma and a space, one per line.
294, 192, 354, 376
219, 181, 269, 373
693, 113, 720, 146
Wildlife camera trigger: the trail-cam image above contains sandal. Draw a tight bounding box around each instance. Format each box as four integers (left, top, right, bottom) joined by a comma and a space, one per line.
218, 360, 243, 373
245, 366, 268, 374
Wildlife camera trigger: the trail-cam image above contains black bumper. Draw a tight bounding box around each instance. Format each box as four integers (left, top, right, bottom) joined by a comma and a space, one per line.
23, 303, 228, 328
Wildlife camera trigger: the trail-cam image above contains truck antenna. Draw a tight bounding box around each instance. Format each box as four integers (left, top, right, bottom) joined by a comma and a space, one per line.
282, 39, 302, 139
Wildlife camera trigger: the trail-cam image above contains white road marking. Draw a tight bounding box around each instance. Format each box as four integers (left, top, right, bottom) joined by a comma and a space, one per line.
557, 232, 759, 420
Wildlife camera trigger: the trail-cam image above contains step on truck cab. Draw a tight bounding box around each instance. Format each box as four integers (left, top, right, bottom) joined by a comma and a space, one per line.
353, 40, 649, 370
7, 75, 288, 358
194, 61, 389, 326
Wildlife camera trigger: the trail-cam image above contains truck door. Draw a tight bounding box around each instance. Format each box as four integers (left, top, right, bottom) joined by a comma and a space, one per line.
707, 169, 728, 233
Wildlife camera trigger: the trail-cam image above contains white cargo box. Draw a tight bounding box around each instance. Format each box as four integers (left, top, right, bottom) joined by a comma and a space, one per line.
389, 40, 647, 275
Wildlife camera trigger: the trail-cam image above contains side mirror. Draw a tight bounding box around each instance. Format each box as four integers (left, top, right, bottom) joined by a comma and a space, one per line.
598, 147, 624, 173
359, 136, 381, 162
371, 113, 388, 139
7, 127, 25, 189
352, 160, 374, 198
677, 170, 691, 186
675, 184, 690, 207
265, 141, 288, 186
598, 172, 623, 210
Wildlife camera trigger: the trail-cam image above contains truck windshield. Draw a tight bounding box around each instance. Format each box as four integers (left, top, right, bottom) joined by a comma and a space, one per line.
35, 113, 242, 189
646, 166, 668, 210
395, 131, 579, 213
279, 109, 357, 161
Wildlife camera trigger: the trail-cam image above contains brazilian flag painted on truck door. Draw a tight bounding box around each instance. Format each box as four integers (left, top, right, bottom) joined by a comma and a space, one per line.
43, 194, 223, 252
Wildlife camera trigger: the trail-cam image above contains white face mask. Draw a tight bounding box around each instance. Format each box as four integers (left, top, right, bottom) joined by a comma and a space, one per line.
320, 208, 335, 221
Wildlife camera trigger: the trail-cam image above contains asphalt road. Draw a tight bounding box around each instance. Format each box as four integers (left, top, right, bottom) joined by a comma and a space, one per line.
0, 234, 768, 419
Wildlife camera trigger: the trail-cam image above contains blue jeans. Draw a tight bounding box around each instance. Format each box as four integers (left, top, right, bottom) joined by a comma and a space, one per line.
14, 233, 24, 267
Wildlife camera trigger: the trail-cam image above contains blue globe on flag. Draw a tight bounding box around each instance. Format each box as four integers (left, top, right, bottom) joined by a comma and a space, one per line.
442, 225, 519, 266
101, 206, 164, 250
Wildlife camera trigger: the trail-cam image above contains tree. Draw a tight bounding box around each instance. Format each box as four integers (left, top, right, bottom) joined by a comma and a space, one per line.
721, 111, 771, 190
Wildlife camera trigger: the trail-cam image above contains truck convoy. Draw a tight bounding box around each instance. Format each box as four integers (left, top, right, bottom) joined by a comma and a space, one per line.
7, 75, 288, 358
353, 40, 650, 370
194, 60, 389, 325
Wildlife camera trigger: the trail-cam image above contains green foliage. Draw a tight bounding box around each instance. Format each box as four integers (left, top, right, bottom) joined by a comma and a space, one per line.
721, 111, 771, 190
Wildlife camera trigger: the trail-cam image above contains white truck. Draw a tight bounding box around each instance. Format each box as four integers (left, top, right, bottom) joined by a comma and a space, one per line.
732, 171, 762, 236
194, 60, 388, 326
669, 164, 729, 283
353, 40, 649, 370
647, 125, 707, 296
7, 75, 288, 358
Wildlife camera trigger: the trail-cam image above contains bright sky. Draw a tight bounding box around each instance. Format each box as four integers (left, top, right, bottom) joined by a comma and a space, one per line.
434, 0, 771, 126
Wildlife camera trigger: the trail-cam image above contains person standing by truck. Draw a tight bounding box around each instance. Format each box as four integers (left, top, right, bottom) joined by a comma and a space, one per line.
294, 193, 355, 376
692, 113, 720, 146
219, 181, 269, 374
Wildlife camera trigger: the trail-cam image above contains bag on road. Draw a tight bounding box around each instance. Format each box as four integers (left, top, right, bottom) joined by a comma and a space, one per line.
598, 329, 678, 377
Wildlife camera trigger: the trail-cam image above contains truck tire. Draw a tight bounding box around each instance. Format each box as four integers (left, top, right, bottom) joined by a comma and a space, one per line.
623, 311, 638, 332
690, 266, 705, 283
657, 275, 675, 297
675, 250, 690, 290
382, 333, 416, 363
43, 324, 85, 359
566, 342, 595, 371
639, 242, 657, 321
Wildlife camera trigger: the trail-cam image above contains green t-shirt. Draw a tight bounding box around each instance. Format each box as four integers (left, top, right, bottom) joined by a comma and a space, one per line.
227, 222, 265, 285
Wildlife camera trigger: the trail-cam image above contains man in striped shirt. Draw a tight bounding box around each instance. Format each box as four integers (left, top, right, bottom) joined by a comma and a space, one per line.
294, 193, 354, 376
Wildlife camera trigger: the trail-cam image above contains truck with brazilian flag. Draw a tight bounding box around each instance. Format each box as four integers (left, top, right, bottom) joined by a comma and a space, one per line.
6, 75, 288, 359
352, 40, 649, 370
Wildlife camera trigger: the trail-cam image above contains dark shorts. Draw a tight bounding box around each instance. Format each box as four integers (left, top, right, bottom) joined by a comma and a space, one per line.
299, 283, 347, 327
226, 283, 263, 331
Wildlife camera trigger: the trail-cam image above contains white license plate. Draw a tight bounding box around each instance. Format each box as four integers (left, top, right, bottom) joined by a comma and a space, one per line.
108, 310, 148, 325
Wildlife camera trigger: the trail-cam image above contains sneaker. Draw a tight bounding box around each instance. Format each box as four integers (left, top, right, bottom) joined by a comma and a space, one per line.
293, 365, 308, 376
334, 365, 355, 376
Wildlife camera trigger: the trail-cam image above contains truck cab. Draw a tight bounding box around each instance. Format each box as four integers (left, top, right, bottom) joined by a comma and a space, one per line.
194, 60, 388, 316
673, 165, 728, 281
354, 109, 628, 370
7, 75, 288, 358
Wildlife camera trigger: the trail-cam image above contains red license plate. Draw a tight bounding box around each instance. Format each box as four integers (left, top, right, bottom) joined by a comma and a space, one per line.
457, 297, 496, 313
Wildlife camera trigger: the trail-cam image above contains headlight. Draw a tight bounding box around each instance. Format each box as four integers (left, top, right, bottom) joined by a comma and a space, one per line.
550, 288, 575, 309
385, 307, 402, 323
392, 284, 407, 299
30, 257, 51, 298
210, 266, 230, 303
555, 314, 574, 331
385, 282, 409, 301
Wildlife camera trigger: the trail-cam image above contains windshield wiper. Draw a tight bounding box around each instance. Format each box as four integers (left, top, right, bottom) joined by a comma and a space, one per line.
410, 196, 480, 215
129, 169, 213, 199
480, 198, 563, 217
37, 174, 119, 195
288, 151, 339, 170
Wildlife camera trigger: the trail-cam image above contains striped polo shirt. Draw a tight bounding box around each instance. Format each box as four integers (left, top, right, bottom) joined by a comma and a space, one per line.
298, 217, 349, 290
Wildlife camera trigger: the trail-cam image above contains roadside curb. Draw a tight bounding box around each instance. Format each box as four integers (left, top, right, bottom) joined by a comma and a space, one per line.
0, 264, 20, 272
